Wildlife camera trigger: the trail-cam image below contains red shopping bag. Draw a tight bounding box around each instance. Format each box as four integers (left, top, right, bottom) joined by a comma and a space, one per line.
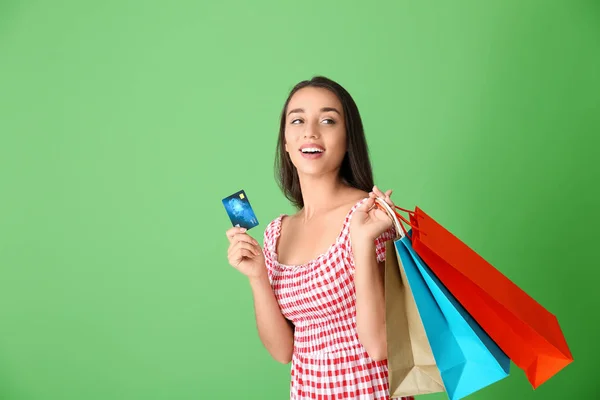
386, 204, 573, 389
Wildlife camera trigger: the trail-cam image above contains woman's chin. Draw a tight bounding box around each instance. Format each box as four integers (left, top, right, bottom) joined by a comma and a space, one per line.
295, 166, 338, 179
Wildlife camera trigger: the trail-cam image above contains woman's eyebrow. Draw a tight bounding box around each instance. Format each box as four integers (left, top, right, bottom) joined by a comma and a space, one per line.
287, 107, 341, 116
321, 107, 341, 115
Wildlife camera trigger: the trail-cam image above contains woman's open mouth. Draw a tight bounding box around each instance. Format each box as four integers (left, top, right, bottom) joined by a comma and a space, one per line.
299, 145, 325, 159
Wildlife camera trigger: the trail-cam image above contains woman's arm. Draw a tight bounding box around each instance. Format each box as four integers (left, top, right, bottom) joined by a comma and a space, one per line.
352, 239, 387, 361
249, 272, 295, 364
348, 186, 398, 361
225, 226, 294, 364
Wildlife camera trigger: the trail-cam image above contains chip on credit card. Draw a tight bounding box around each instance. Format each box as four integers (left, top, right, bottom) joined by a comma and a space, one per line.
222, 189, 259, 230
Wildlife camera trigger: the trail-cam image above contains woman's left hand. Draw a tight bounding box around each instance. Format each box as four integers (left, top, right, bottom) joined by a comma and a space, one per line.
350, 185, 396, 242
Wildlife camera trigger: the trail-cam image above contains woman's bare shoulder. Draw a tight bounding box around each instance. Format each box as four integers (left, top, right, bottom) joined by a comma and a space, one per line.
344, 188, 370, 205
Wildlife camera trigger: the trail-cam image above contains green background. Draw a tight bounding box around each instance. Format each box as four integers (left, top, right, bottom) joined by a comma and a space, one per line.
1, 0, 598, 399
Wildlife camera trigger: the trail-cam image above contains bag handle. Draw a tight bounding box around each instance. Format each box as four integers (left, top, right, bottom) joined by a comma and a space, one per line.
374, 198, 409, 239
394, 205, 415, 215
374, 198, 421, 240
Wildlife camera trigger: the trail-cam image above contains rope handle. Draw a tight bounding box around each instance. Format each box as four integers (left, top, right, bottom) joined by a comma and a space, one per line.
374, 198, 418, 239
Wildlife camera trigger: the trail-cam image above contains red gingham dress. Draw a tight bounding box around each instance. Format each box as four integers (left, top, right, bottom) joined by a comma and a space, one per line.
262, 198, 414, 400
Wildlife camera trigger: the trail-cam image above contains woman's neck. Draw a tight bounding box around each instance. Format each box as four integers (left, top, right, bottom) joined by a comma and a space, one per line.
297, 171, 351, 221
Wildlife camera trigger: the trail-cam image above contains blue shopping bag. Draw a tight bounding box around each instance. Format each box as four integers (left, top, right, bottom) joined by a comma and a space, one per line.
395, 233, 511, 400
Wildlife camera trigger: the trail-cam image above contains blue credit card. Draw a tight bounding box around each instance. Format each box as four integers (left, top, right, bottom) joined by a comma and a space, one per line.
222, 189, 259, 230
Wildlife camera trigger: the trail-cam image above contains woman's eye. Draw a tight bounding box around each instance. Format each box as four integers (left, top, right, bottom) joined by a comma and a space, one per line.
322, 118, 335, 124
291, 119, 302, 125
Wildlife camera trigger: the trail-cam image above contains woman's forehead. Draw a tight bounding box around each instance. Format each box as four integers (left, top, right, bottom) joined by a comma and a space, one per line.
287, 87, 342, 111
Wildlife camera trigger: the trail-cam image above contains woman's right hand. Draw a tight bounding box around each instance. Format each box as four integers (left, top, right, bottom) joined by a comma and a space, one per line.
226, 227, 266, 279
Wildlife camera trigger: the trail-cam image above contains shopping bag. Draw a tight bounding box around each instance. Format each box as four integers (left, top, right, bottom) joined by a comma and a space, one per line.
396, 204, 573, 388
396, 234, 510, 400
384, 241, 444, 398
378, 199, 511, 399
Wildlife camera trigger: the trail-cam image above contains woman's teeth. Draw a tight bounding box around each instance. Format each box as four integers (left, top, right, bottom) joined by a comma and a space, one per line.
301, 148, 324, 153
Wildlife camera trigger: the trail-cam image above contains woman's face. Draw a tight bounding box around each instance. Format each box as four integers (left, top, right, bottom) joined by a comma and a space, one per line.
284, 87, 347, 178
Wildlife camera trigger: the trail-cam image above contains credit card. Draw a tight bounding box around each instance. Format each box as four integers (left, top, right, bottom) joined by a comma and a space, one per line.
221, 189, 259, 230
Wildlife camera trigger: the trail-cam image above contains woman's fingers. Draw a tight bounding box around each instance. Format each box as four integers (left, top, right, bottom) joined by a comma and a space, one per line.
225, 227, 258, 244
228, 248, 255, 267
233, 233, 259, 247
373, 185, 394, 207
228, 241, 258, 257
226, 226, 250, 241
234, 248, 256, 261
228, 240, 260, 257
226, 228, 259, 246
373, 185, 386, 198
361, 195, 375, 209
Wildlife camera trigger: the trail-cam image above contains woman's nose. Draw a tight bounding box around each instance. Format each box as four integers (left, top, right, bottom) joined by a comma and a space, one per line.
303, 121, 320, 139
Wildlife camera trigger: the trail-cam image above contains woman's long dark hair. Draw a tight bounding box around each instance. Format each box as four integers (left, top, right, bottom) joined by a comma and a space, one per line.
275, 76, 375, 209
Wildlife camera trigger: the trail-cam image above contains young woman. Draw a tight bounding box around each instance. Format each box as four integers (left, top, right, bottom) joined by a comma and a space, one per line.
225, 76, 412, 400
